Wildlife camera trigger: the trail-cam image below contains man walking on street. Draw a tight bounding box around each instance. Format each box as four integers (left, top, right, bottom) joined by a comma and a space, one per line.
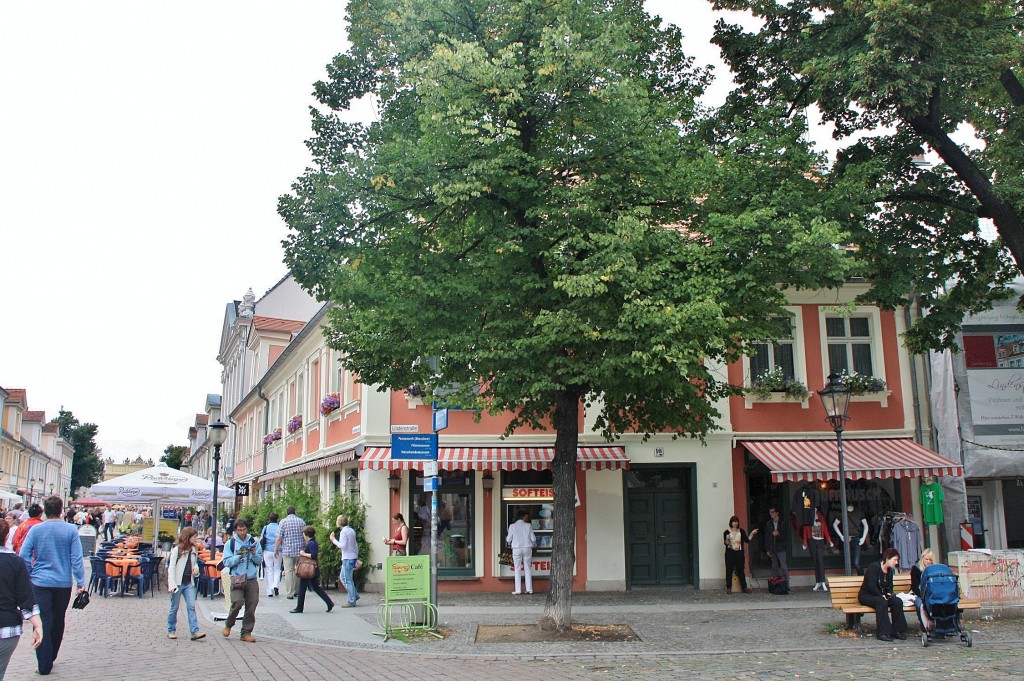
332, 515, 359, 607
101, 506, 116, 541
19, 496, 87, 676
275, 506, 305, 599
221, 519, 262, 642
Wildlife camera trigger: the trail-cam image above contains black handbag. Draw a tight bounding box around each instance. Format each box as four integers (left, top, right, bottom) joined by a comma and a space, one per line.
72, 590, 90, 610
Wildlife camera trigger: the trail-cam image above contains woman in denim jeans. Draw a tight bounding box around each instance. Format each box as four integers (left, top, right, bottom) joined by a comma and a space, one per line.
167, 527, 206, 640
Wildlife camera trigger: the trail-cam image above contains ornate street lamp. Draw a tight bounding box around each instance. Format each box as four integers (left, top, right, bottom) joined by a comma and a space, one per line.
208, 421, 229, 545
346, 472, 360, 497
819, 374, 854, 576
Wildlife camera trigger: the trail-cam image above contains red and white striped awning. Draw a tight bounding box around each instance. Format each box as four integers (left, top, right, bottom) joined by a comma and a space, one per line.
742, 439, 962, 483
358, 446, 628, 472
257, 449, 357, 483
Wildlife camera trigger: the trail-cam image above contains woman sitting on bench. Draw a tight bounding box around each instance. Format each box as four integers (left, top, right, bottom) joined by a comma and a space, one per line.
858, 547, 909, 642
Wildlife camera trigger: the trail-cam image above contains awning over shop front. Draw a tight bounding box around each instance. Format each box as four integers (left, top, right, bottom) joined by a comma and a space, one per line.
741, 438, 963, 483
358, 446, 629, 472
257, 449, 357, 483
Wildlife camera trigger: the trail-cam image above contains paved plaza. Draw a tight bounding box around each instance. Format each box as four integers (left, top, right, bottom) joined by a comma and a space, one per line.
6, 579, 1024, 680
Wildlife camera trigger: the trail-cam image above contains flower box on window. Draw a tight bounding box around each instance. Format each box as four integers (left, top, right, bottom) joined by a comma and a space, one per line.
320, 393, 341, 415
287, 415, 303, 434
262, 428, 283, 445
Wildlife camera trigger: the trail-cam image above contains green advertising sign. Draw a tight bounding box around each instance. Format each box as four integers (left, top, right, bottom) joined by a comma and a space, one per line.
385, 555, 430, 600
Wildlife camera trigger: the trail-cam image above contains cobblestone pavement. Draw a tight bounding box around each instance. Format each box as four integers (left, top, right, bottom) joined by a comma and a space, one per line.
6, 583, 1024, 680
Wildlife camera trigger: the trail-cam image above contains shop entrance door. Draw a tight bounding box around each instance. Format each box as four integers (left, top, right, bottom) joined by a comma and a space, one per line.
626, 467, 693, 586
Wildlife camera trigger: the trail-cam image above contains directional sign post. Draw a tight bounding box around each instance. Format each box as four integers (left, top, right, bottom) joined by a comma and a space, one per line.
390, 433, 438, 460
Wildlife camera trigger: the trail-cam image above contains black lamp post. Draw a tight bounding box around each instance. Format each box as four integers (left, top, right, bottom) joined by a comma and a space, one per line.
346, 472, 360, 497
818, 374, 854, 576
208, 421, 229, 546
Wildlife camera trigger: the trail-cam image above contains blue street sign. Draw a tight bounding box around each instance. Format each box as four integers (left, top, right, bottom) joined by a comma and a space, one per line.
424, 476, 439, 492
391, 433, 438, 460
433, 408, 448, 433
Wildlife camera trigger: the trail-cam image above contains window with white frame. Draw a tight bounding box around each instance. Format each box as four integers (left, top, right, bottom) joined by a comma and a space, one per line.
750, 316, 797, 381
825, 316, 875, 376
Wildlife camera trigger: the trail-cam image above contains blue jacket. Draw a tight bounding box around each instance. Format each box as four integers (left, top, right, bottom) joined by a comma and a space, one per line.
222, 532, 263, 579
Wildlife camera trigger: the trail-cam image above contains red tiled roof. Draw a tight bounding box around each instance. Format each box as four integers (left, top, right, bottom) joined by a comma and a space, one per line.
42, 423, 59, 433
23, 410, 45, 422
253, 316, 306, 333
5, 388, 27, 404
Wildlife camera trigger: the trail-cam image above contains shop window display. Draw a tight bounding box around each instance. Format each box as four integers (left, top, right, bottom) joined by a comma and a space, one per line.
410, 469, 474, 574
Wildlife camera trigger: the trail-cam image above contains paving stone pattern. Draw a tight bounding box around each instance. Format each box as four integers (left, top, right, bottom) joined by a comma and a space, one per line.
6, 581, 1024, 680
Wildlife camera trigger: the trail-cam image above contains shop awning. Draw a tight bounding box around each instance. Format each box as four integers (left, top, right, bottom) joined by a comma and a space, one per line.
257, 449, 357, 483
358, 446, 629, 472
741, 438, 962, 483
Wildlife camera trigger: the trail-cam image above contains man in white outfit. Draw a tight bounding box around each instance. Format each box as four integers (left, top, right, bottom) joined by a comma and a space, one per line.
505, 511, 536, 595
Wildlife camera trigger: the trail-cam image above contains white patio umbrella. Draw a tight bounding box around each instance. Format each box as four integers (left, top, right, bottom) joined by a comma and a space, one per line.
89, 463, 235, 545
0, 490, 23, 503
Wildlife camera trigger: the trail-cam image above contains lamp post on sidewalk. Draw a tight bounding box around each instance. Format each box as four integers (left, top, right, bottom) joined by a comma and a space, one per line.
818, 374, 853, 576
208, 421, 229, 546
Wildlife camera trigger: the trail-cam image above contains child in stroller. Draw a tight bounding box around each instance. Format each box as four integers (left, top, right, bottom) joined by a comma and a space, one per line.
915, 560, 973, 647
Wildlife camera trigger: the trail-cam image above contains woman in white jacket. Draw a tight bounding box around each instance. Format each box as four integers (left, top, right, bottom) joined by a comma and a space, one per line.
167, 527, 206, 640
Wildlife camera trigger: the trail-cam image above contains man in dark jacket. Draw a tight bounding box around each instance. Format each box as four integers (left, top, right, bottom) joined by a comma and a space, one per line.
859, 548, 909, 641
762, 506, 789, 581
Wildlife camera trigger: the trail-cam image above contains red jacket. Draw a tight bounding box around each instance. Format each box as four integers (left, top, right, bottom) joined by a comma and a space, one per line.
12, 516, 43, 554
800, 510, 833, 546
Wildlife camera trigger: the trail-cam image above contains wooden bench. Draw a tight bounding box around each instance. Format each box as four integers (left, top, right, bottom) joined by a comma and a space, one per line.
827, 573, 981, 636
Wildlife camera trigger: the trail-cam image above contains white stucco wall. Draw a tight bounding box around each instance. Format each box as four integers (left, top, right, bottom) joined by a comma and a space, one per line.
584, 468, 626, 590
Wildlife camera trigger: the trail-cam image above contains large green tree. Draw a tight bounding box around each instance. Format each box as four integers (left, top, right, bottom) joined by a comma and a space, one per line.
160, 444, 189, 470
281, 0, 848, 629
52, 409, 103, 496
713, 0, 1024, 351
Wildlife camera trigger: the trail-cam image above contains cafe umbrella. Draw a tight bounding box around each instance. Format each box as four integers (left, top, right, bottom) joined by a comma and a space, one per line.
89, 463, 235, 545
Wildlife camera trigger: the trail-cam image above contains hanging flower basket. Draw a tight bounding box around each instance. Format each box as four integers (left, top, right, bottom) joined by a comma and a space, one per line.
287, 415, 303, 434
320, 393, 341, 415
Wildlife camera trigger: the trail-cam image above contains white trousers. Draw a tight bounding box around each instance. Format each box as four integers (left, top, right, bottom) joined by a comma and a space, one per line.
512, 547, 533, 594
263, 551, 282, 595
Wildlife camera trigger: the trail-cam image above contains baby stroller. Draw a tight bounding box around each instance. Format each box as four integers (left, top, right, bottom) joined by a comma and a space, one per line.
918, 563, 972, 647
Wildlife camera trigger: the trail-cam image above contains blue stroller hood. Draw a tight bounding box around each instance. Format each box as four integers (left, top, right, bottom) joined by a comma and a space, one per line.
921, 563, 960, 607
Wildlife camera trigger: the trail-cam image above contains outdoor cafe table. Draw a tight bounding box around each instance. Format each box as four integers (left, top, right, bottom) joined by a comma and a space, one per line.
105, 557, 141, 596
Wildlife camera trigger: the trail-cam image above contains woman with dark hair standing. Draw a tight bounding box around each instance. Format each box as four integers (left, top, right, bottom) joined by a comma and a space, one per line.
289, 526, 334, 614
723, 516, 758, 594
0, 518, 43, 678
383, 513, 409, 556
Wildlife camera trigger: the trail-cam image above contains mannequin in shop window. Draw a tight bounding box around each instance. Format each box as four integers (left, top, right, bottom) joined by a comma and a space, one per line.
803, 509, 833, 591
832, 505, 870, 576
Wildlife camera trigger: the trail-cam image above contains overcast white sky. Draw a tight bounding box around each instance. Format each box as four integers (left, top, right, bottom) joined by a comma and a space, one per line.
0, 1, 752, 462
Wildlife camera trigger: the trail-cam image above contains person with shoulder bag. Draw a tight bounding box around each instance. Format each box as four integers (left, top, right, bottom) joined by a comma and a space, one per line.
166, 527, 206, 641
220, 519, 263, 642
289, 526, 334, 614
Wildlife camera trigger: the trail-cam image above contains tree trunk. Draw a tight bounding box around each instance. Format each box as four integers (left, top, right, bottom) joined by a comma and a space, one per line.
539, 388, 582, 632
909, 90, 1024, 277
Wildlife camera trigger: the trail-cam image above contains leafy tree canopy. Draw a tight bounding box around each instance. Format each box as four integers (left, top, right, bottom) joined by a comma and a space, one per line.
160, 444, 189, 470
281, 0, 848, 628
52, 409, 103, 496
713, 0, 1024, 351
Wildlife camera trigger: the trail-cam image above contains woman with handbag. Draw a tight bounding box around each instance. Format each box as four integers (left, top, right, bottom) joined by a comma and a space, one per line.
166, 527, 206, 641
289, 526, 334, 614
221, 519, 263, 642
